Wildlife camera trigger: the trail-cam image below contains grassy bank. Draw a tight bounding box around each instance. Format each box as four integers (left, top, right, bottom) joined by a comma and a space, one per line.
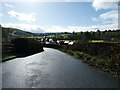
2, 53, 17, 62
59, 43, 120, 79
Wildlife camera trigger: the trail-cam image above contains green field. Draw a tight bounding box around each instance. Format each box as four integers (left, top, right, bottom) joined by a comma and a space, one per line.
89, 40, 104, 43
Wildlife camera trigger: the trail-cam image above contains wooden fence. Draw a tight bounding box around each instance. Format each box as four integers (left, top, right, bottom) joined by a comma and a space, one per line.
2, 43, 14, 54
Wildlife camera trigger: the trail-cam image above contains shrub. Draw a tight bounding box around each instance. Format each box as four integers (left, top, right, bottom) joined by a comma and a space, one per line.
95, 59, 106, 68
90, 57, 97, 65
44, 43, 60, 49
12, 38, 43, 55
84, 54, 92, 62
74, 51, 85, 59
66, 50, 74, 55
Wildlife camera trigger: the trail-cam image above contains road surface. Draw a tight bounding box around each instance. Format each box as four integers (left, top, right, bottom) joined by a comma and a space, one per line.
2, 48, 120, 88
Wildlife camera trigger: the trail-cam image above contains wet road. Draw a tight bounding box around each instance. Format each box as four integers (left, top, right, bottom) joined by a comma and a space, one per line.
2, 48, 120, 88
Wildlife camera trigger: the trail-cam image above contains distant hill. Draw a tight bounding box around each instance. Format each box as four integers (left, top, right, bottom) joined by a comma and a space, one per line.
1, 26, 36, 43
2, 27, 35, 37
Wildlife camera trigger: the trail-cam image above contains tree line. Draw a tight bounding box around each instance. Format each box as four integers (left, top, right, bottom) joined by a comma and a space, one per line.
53, 29, 120, 42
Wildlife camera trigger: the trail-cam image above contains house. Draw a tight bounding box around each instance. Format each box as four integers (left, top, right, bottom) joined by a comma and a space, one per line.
68, 41, 74, 45
64, 41, 69, 45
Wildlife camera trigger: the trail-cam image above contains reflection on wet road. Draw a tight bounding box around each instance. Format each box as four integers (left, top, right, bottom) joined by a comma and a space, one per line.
2, 48, 120, 88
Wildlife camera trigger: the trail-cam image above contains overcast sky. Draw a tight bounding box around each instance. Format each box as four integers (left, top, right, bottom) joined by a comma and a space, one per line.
0, 0, 119, 33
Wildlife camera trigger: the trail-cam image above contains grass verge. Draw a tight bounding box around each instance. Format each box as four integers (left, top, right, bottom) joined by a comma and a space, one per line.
59, 49, 120, 79
2, 49, 44, 62
2, 53, 17, 62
